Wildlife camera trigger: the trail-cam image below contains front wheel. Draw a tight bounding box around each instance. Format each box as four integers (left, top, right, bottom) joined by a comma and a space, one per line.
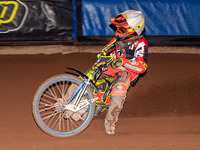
32, 74, 95, 138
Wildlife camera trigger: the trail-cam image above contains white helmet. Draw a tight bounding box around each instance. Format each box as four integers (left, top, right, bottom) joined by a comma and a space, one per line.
110, 10, 145, 41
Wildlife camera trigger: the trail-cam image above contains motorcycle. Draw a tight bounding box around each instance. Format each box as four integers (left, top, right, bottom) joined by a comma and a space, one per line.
32, 56, 115, 138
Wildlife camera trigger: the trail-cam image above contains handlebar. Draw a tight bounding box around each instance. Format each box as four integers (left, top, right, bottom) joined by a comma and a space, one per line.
93, 56, 113, 68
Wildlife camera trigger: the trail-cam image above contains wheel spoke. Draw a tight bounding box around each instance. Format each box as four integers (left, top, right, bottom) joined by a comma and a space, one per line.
52, 85, 59, 99
39, 100, 54, 107
42, 111, 60, 121
51, 113, 61, 129
68, 114, 78, 128
66, 115, 70, 131
63, 81, 69, 96
33, 76, 93, 137
62, 113, 65, 131
46, 112, 57, 127
39, 105, 55, 113
42, 93, 57, 102
57, 113, 62, 131
56, 82, 63, 98
47, 87, 59, 102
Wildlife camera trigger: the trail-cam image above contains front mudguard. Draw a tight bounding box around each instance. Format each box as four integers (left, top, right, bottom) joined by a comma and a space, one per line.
66, 67, 100, 96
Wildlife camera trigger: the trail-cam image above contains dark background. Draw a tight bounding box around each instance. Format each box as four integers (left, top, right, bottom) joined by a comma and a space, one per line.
0, 0, 199, 46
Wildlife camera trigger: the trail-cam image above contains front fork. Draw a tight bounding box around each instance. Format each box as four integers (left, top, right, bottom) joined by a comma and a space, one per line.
73, 79, 90, 109
64, 78, 98, 112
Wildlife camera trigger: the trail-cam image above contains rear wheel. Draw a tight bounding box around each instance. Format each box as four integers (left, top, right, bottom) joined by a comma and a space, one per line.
32, 74, 95, 138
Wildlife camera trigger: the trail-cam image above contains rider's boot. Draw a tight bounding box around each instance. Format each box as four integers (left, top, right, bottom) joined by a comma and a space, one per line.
94, 105, 107, 117
94, 106, 104, 117
104, 95, 126, 135
94, 95, 111, 117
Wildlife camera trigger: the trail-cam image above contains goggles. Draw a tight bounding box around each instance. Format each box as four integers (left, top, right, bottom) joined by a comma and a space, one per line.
117, 17, 145, 35
117, 27, 133, 35
110, 14, 127, 27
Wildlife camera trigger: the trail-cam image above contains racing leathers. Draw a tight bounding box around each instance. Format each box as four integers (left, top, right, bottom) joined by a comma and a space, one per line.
94, 36, 148, 134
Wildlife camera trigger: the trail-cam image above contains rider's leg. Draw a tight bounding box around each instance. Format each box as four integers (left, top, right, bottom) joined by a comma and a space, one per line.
104, 71, 130, 135
104, 95, 126, 135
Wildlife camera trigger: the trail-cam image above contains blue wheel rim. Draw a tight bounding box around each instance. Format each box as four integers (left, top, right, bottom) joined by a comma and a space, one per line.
36, 78, 92, 135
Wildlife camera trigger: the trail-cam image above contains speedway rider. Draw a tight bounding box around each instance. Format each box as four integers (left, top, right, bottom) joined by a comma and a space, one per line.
91, 10, 148, 135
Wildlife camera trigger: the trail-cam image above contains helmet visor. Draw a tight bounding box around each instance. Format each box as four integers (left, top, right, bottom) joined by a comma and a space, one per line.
117, 27, 133, 35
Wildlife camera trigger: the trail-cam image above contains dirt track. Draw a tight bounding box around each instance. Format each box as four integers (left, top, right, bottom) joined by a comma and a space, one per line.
0, 48, 200, 150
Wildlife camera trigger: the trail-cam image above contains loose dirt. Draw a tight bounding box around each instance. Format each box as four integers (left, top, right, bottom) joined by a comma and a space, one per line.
0, 48, 200, 150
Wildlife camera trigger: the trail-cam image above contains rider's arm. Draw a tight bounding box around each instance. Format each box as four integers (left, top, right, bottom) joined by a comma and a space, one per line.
122, 59, 147, 74
122, 39, 148, 74
98, 37, 117, 57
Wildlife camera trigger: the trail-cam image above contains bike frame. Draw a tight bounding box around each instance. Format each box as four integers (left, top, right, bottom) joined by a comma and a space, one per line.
64, 56, 113, 112
63, 72, 98, 112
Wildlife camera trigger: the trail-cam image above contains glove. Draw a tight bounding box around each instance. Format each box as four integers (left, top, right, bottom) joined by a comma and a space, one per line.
112, 58, 123, 68
97, 51, 107, 58
86, 69, 95, 80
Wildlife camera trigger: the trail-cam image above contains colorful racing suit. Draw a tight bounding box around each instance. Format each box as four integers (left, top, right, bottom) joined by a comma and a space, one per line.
94, 36, 148, 134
